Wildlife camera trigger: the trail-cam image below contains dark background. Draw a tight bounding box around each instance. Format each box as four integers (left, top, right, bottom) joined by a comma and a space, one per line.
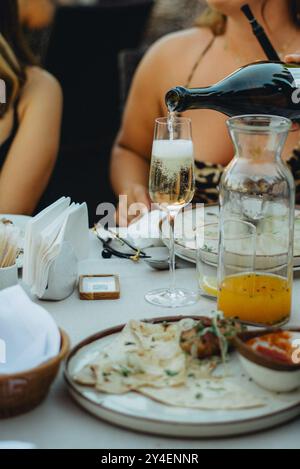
33, 0, 205, 224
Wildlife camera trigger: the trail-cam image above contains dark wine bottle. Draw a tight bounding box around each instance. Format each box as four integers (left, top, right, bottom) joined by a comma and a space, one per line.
165, 61, 300, 121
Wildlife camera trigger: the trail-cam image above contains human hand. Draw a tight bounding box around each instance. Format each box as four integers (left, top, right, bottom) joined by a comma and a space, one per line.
285, 53, 300, 63
115, 184, 152, 227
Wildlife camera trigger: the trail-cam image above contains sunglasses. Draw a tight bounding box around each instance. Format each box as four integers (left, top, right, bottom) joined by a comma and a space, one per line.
93, 225, 151, 261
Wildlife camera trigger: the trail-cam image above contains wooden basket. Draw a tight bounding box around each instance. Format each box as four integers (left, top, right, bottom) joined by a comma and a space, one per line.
0, 329, 70, 419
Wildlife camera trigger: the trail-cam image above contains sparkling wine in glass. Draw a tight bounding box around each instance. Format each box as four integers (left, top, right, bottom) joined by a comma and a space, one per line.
145, 116, 198, 308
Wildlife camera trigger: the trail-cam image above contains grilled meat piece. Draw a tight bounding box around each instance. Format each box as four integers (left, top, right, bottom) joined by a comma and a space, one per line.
180, 316, 244, 359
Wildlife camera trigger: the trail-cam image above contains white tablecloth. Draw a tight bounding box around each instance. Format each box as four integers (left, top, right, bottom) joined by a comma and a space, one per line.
0, 235, 300, 449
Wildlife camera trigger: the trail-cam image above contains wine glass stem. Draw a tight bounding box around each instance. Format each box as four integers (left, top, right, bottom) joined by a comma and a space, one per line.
168, 211, 176, 294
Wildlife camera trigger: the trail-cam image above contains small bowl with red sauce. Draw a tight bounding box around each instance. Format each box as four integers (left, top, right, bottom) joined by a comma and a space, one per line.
233, 329, 300, 393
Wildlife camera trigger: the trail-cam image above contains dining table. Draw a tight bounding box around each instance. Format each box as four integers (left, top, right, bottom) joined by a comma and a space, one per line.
0, 233, 300, 450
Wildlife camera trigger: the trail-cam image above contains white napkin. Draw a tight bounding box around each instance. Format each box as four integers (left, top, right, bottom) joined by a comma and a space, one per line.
23, 198, 89, 298
62, 202, 90, 261
23, 197, 71, 285
127, 210, 165, 249
33, 203, 89, 298
0, 285, 60, 375
33, 203, 77, 296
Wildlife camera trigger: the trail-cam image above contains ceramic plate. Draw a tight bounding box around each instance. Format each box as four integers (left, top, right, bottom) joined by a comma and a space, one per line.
1, 214, 31, 268
65, 316, 300, 438
161, 205, 300, 269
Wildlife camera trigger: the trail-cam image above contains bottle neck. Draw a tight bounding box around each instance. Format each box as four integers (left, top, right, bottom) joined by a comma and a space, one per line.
166, 85, 222, 113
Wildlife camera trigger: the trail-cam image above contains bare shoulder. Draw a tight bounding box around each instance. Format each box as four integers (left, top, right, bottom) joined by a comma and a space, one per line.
157, 27, 213, 51
25, 66, 62, 95
147, 27, 213, 62
138, 27, 214, 91
19, 66, 62, 114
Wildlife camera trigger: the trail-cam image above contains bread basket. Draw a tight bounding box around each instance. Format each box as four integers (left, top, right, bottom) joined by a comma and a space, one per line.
0, 329, 69, 419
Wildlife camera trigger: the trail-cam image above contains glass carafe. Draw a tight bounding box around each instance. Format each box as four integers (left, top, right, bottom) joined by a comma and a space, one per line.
218, 115, 295, 326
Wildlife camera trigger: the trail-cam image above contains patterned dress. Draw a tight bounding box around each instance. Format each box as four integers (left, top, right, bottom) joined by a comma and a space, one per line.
194, 158, 300, 205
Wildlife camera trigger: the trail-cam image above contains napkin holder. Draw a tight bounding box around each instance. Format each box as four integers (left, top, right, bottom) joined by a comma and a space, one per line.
39, 241, 78, 301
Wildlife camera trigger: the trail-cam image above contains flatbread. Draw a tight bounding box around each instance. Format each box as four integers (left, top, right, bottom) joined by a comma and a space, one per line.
74, 319, 198, 393
141, 376, 265, 410
73, 319, 265, 410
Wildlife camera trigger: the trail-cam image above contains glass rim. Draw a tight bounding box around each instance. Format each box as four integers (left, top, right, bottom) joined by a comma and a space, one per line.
227, 114, 292, 134
196, 220, 256, 244
221, 219, 256, 241
196, 222, 220, 240
155, 116, 192, 126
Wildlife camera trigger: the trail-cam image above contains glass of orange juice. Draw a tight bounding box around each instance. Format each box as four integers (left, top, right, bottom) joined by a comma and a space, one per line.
217, 220, 292, 327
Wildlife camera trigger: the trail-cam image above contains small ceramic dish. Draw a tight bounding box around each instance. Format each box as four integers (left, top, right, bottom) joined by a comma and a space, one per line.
233, 329, 300, 393
0, 329, 70, 418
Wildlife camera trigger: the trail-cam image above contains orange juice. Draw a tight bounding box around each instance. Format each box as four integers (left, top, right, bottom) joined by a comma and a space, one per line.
218, 273, 292, 325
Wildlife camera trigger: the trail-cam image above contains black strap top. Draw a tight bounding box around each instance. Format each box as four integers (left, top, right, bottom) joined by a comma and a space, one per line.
0, 103, 19, 170
186, 36, 300, 205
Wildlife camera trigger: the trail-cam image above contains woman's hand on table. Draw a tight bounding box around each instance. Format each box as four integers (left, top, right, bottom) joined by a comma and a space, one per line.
285, 53, 300, 63
115, 184, 151, 227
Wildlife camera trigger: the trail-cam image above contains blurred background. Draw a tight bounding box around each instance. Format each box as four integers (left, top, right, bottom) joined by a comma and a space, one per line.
20, 0, 206, 221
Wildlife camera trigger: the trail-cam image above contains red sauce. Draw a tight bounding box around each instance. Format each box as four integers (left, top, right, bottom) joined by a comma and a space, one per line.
247, 332, 294, 365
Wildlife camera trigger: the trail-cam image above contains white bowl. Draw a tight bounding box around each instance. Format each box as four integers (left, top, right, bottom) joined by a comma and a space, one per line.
239, 354, 300, 393
234, 330, 300, 393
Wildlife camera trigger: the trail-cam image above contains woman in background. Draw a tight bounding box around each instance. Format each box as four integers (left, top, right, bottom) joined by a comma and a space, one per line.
111, 0, 300, 225
19, 0, 56, 29
0, 0, 62, 215
18, 0, 57, 61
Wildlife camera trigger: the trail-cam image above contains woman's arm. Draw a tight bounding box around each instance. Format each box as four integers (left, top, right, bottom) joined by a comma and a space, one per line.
0, 67, 62, 215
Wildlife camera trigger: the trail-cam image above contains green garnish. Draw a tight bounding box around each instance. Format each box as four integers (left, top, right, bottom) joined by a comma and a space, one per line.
197, 326, 214, 337
211, 316, 229, 364
119, 366, 131, 377
165, 370, 179, 377
195, 393, 203, 399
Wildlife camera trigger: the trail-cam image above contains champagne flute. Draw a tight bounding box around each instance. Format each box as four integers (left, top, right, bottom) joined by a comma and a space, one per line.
145, 116, 198, 308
